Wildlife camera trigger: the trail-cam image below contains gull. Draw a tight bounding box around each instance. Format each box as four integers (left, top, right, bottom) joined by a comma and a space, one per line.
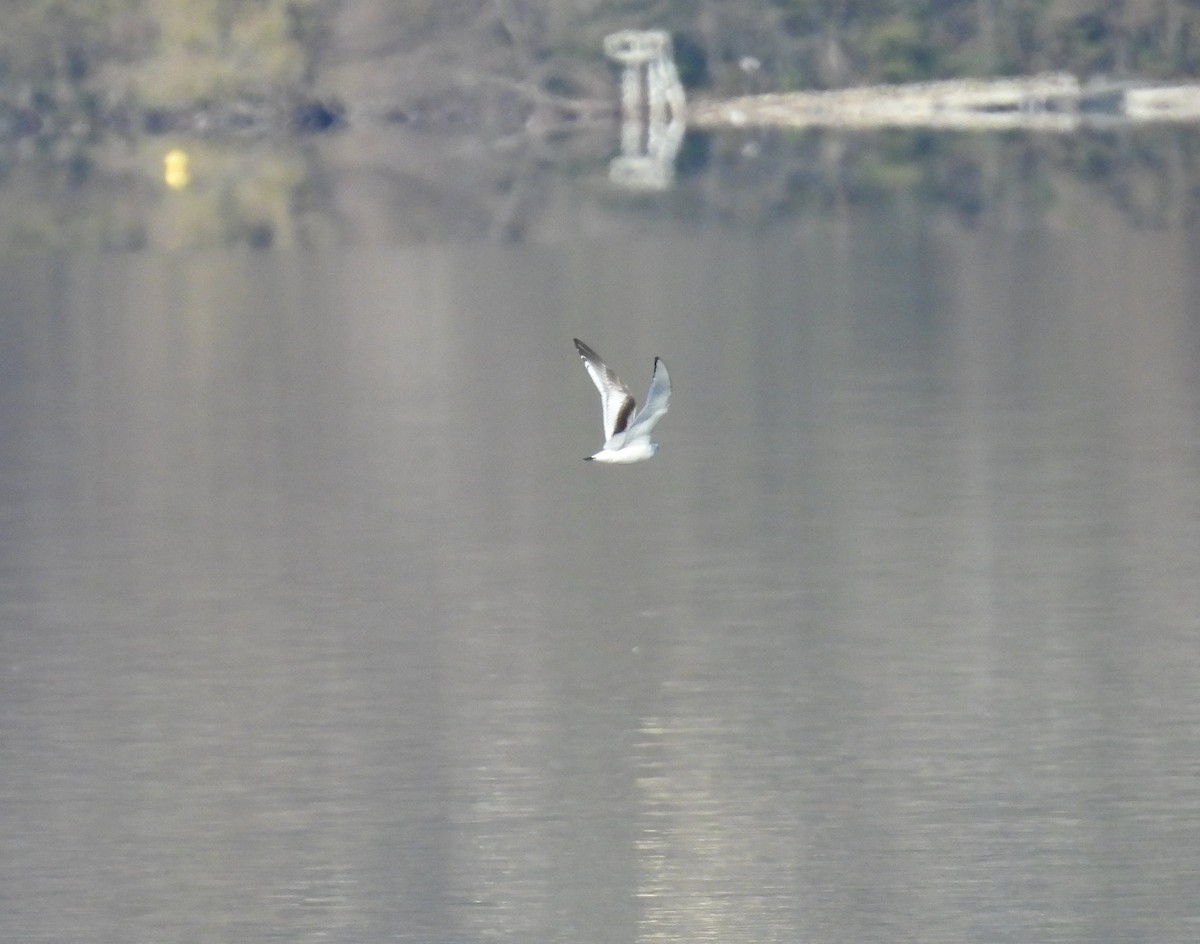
574, 338, 671, 463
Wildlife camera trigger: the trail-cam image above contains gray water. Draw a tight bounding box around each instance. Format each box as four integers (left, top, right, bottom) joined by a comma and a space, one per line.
2, 202, 1199, 943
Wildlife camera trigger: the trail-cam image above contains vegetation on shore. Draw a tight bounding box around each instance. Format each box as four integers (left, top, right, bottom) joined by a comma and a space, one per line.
5, 0, 1200, 137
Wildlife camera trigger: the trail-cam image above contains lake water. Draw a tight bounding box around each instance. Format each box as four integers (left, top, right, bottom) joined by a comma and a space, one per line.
2, 138, 1200, 943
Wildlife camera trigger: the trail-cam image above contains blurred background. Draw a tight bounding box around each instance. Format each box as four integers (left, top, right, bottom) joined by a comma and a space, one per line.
3, 0, 1200, 246
2, 3, 1199, 943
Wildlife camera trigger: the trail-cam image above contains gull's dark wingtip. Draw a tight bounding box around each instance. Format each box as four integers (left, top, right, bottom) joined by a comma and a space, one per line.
583, 456, 593, 461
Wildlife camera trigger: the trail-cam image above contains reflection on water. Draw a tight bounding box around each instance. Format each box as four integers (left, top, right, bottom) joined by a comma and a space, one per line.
1, 207, 1199, 943
5, 121, 1200, 249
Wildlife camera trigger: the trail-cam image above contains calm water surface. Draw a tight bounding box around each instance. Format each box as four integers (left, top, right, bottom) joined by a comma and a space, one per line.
2, 204, 1199, 943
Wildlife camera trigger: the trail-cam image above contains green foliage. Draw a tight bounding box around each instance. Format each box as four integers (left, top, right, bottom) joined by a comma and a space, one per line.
7, 0, 1200, 116
657, 0, 1200, 98
861, 17, 935, 83
0, 0, 329, 106
125, 0, 325, 104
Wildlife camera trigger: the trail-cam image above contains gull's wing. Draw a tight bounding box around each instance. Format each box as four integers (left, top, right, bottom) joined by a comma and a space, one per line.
575, 339, 636, 441
625, 357, 671, 439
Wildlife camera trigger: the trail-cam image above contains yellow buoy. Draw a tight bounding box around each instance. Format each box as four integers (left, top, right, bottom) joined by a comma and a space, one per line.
164, 149, 190, 190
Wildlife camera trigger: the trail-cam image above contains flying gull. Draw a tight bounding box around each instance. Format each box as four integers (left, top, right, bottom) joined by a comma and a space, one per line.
574, 338, 671, 463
